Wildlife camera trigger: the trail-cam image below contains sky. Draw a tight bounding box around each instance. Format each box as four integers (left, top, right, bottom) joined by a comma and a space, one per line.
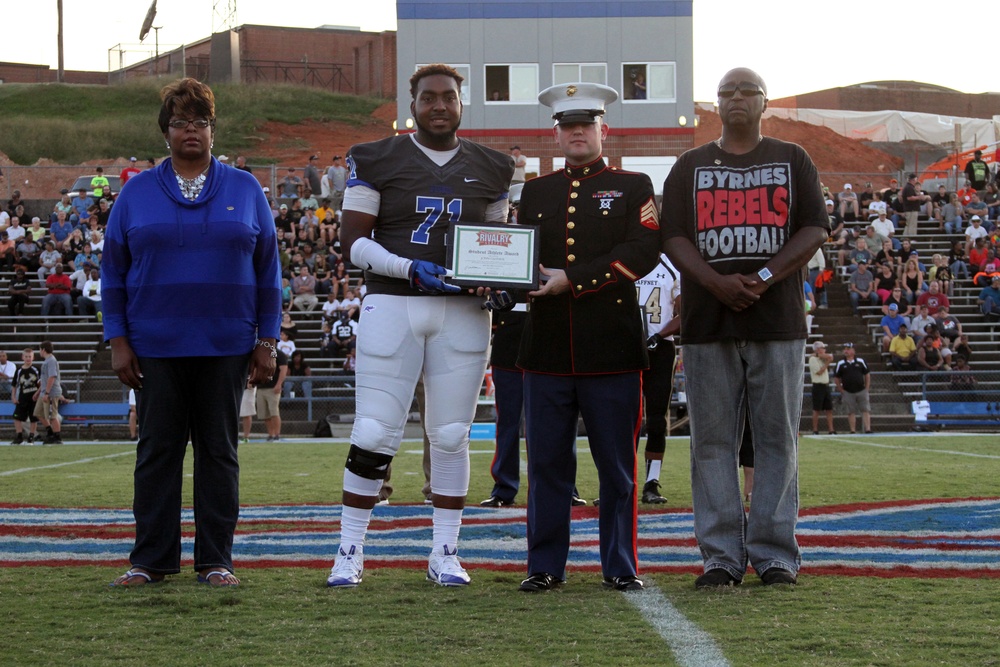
1, 0, 993, 103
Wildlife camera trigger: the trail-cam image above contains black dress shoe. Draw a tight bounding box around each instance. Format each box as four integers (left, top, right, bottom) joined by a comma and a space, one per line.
479, 496, 513, 508
760, 568, 797, 586
694, 569, 742, 589
519, 572, 563, 592
641, 480, 667, 504
571, 494, 587, 507
602, 575, 644, 591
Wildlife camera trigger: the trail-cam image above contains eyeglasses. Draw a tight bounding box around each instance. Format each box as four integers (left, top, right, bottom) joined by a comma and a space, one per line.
167, 118, 213, 130
717, 82, 766, 98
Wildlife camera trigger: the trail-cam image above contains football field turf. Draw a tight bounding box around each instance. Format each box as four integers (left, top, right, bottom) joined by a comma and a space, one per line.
2, 433, 998, 666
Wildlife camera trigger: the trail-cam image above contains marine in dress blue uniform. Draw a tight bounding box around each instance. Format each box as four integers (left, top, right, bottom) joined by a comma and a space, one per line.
516, 83, 661, 592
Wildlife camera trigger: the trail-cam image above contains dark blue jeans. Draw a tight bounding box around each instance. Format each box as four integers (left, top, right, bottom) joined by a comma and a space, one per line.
130, 354, 249, 575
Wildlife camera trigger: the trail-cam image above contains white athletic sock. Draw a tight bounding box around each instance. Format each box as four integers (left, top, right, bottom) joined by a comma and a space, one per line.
339, 505, 373, 550
646, 459, 662, 483
432, 507, 463, 553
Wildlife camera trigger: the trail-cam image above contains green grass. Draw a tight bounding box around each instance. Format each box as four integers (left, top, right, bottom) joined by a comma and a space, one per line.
2, 434, 999, 666
0, 80, 390, 164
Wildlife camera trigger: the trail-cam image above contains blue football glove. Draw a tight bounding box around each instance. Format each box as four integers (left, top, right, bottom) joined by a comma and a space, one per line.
482, 290, 515, 312
409, 260, 460, 295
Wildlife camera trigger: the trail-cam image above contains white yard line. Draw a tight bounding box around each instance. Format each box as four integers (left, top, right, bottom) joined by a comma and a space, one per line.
831, 438, 1000, 459
625, 583, 731, 667
0, 451, 134, 477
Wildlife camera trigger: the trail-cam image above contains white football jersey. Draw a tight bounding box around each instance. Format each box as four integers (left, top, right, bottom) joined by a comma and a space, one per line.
635, 254, 680, 341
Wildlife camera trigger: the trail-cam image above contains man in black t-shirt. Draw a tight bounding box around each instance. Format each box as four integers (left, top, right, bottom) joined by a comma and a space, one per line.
834, 343, 871, 434
254, 349, 287, 442
662, 67, 828, 590
10, 348, 41, 444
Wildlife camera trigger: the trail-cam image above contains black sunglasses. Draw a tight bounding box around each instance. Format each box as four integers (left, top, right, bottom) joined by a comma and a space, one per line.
717, 82, 766, 99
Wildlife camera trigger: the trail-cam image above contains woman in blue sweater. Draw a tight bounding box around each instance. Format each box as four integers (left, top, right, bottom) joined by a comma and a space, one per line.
103, 78, 282, 587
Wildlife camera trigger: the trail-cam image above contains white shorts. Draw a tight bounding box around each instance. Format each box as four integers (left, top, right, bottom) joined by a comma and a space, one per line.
239, 387, 257, 418
351, 293, 491, 456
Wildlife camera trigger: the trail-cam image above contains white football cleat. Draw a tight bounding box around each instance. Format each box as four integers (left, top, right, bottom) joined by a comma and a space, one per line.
427, 545, 471, 587
326, 544, 364, 588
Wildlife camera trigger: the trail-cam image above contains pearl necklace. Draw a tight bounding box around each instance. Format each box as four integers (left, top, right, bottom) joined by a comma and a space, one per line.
174, 166, 209, 201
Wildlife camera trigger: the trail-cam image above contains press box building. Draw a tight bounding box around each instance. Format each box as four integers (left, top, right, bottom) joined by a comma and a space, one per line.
394, 0, 695, 191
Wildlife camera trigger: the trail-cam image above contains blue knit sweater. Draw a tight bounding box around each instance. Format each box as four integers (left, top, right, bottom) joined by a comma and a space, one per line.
102, 157, 282, 358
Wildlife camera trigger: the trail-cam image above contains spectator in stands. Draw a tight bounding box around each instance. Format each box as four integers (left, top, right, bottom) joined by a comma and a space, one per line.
276, 329, 296, 359
874, 239, 900, 275
255, 348, 288, 443
942, 193, 964, 235
5, 216, 25, 244
319, 208, 338, 248
62, 228, 85, 266
71, 188, 94, 222
901, 173, 931, 237
808, 341, 835, 435
274, 204, 294, 242
965, 150, 990, 194
77, 267, 102, 321
916, 327, 946, 372
949, 239, 971, 281
67, 261, 92, 311
279, 310, 297, 340
873, 261, 898, 304
102, 77, 281, 588
933, 305, 962, 343
0, 231, 14, 271
328, 155, 347, 211
90, 167, 110, 200
978, 275, 1000, 319
27, 217, 47, 245
74, 243, 100, 271
909, 304, 936, 344
286, 350, 312, 398
40, 263, 72, 316
900, 257, 925, 302
956, 179, 976, 206
839, 183, 859, 221
304, 155, 322, 195
948, 355, 977, 397
881, 286, 911, 319
292, 265, 318, 311
0, 350, 15, 398
861, 224, 887, 253
931, 185, 950, 225
858, 182, 875, 218
287, 198, 305, 229
870, 211, 898, 250
321, 291, 340, 322
916, 280, 949, 313
331, 312, 358, 357
339, 288, 361, 321
342, 347, 357, 374
7, 268, 31, 316
120, 157, 141, 185
928, 254, 953, 296
866, 190, 887, 221
846, 237, 873, 274
972, 249, 1000, 287
968, 237, 989, 276
848, 260, 878, 313
49, 210, 74, 250
298, 208, 319, 243
984, 182, 1000, 222
880, 303, 908, 352
834, 343, 872, 434
330, 262, 350, 300
96, 199, 113, 228
825, 199, 844, 237
15, 232, 41, 271
300, 186, 319, 213
37, 241, 62, 282
234, 155, 251, 173
319, 321, 337, 358
954, 334, 973, 362
89, 229, 105, 255
889, 324, 917, 370
279, 167, 302, 199
966, 194, 990, 227
966, 215, 988, 255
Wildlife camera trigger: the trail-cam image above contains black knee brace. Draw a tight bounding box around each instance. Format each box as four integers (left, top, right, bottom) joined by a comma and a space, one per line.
345, 444, 393, 480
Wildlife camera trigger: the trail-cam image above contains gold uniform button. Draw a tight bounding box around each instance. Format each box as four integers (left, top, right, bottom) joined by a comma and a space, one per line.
602, 210, 608, 215
570, 192, 579, 199
568, 206, 576, 213
576, 285, 583, 291
591, 279, 598, 285
567, 238, 575, 245
567, 222, 575, 229
567, 254, 576, 262
605, 273, 611, 278
572, 180, 581, 187
616, 299, 622, 304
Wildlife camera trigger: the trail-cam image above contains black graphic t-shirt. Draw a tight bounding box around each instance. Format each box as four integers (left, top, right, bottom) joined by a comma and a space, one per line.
661, 137, 828, 343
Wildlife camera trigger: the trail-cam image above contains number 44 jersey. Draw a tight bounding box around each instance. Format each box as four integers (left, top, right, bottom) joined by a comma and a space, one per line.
345, 135, 514, 297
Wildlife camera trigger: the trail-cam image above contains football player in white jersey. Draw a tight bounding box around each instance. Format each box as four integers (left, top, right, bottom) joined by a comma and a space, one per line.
325, 64, 514, 588
635, 253, 681, 503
